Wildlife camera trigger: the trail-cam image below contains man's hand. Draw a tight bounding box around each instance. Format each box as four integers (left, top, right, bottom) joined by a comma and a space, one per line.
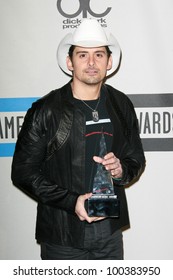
75, 193, 104, 223
93, 152, 122, 179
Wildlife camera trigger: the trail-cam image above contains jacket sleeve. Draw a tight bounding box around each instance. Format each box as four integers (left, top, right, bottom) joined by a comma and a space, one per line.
11, 101, 79, 213
117, 98, 146, 186
107, 87, 146, 187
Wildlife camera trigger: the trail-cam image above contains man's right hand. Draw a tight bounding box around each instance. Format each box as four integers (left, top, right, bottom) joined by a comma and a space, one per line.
75, 193, 105, 223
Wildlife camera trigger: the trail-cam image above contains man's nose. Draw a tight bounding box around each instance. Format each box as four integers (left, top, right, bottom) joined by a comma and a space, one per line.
88, 54, 95, 66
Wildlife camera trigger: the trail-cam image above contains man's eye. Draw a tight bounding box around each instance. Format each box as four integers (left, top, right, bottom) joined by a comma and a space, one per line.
79, 53, 87, 58
96, 53, 103, 58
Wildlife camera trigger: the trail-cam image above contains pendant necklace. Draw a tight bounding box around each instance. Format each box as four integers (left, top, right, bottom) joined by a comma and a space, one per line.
75, 94, 101, 122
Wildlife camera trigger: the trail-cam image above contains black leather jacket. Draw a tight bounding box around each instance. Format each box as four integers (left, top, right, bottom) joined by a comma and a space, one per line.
11, 81, 145, 247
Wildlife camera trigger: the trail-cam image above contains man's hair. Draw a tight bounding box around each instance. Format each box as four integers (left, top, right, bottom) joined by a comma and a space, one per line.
68, 45, 112, 61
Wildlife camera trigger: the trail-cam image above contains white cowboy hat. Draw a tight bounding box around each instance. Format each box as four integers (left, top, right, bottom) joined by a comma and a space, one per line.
57, 18, 121, 76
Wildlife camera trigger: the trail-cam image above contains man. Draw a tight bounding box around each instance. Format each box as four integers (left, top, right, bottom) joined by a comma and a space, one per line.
11, 19, 145, 260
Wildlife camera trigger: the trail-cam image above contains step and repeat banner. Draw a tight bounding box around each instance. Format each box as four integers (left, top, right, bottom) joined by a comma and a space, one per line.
0, 0, 173, 260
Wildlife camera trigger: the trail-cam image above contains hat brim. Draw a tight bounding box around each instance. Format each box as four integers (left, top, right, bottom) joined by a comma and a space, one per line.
57, 32, 121, 77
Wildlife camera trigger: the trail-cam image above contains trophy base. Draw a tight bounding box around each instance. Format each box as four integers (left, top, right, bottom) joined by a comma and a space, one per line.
87, 195, 120, 217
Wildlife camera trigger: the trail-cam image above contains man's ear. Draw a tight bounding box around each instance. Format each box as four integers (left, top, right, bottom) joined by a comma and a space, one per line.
66, 56, 74, 71
106, 55, 113, 71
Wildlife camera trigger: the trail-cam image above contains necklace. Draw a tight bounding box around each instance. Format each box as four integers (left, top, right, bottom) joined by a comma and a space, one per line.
75, 94, 101, 122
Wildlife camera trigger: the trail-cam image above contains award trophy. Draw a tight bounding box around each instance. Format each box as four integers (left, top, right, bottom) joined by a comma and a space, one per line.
88, 133, 120, 217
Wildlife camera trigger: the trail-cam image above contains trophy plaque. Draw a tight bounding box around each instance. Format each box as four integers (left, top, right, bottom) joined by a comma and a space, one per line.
87, 133, 120, 217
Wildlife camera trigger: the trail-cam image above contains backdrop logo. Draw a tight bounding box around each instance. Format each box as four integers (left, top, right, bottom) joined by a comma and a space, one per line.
57, 0, 112, 29
129, 94, 173, 151
0, 98, 37, 157
57, 0, 111, 18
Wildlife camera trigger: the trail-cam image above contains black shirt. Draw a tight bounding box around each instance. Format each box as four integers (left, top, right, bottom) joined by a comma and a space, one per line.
73, 90, 113, 192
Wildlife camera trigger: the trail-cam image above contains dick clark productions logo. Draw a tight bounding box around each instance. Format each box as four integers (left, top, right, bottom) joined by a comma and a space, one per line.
57, 0, 112, 18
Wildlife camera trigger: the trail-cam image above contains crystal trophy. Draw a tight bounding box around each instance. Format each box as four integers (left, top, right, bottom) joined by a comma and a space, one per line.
88, 133, 120, 217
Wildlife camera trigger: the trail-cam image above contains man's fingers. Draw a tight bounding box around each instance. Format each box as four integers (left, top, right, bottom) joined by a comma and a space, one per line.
93, 156, 103, 163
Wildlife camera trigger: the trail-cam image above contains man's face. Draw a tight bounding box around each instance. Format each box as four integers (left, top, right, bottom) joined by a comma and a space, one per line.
66, 46, 112, 85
